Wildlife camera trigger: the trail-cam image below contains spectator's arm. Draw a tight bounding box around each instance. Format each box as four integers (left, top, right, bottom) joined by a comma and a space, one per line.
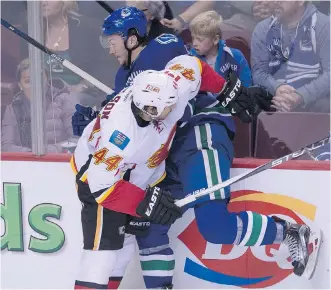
178, 1, 215, 24
1, 105, 31, 152
251, 20, 285, 94
296, 16, 330, 105
161, 1, 214, 32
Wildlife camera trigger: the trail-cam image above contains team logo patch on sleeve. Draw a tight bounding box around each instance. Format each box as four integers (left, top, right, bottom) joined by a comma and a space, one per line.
168, 64, 195, 81
181, 68, 195, 81
109, 130, 130, 150
169, 64, 184, 71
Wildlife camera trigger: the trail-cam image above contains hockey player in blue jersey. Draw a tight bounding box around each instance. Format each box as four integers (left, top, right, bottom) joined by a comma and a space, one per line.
99, 7, 187, 95
72, 6, 318, 289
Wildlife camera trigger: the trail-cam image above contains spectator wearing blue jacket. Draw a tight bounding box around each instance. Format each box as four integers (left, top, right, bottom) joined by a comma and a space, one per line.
189, 10, 252, 87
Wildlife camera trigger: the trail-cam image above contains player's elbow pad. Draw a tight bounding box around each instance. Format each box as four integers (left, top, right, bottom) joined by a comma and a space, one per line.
92, 180, 145, 216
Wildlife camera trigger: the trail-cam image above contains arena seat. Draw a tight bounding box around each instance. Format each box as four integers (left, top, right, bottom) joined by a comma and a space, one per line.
233, 117, 252, 158
254, 112, 330, 159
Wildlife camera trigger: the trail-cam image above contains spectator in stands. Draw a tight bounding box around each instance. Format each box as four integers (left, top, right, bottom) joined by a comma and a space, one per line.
314, 1, 330, 15
251, 1, 275, 21
161, 1, 214, 34
189, 10, 252, 87
42, 0, 114, 95
188, 10, 252, 158
126, 1, 174, 41
215, 1, 275, 46
251, 1, 330, 113
1, 58, 76, 153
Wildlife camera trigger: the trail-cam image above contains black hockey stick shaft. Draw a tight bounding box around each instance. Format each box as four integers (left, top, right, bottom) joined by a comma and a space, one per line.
97, 1, 114, 13
1, 18, 114, 94
229, 135, 330, 182
175, 135, 330, 207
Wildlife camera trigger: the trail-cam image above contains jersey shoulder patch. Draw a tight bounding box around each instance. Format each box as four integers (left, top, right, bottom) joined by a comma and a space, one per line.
109, 130, 130, 150
99, 98, 135, 154
154, 33, 179, 44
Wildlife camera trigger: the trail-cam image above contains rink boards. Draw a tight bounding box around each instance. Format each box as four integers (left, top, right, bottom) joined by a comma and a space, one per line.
1, 153, 330, 289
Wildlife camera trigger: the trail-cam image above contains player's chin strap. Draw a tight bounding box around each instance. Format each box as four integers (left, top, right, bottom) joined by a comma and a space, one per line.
175, 135, 330, 208
124, 40, 136, 69
124, 30, 147, 69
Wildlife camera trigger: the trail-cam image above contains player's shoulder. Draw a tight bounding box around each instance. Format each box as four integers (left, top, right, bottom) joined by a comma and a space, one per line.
100, 115, 136, 156
100, 87, 132, 121
148, 33, 185, 50
165, 55, 201, 71
139, 34, 187, 70
99, 89, 136, 155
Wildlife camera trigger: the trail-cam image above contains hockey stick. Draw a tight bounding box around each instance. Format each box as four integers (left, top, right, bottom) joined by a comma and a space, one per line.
1, 18, 114, 95
175, 135, 330, 207
96, 1, 114, 14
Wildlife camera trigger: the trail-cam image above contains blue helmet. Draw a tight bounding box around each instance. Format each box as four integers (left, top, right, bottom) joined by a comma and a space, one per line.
102, 6, 148, 39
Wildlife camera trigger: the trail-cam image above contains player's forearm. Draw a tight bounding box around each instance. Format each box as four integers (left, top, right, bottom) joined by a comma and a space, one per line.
198, 59, 226, 93
93, 180, 145, 216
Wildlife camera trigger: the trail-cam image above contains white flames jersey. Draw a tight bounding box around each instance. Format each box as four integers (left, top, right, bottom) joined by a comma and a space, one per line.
73, 55, 202, 195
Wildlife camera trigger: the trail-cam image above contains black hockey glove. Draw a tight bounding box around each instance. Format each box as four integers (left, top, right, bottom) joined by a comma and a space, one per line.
125, 217, 151, 237
72, 104, 98, 136
136, 186, 182, 226
217, 72, 274, 123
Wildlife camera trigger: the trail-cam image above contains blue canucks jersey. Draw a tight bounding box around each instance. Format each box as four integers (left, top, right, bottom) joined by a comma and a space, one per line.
114, 34, 187, 92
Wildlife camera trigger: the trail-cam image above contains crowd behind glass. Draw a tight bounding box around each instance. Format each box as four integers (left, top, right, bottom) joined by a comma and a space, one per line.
1, 1, 330, 160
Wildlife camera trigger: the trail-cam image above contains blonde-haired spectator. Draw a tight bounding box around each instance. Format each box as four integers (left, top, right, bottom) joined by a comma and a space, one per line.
1, 58, 76, 153
189, 10, 222, 39
189, 10, 252, 87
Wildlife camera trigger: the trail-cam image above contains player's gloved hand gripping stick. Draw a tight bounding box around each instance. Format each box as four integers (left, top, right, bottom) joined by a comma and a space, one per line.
137, 186, 182, 225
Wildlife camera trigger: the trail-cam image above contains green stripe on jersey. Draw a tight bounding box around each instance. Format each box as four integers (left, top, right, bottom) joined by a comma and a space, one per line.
140, 260, 175, 271
199, 125, 222, 199
245, 212, 263, 246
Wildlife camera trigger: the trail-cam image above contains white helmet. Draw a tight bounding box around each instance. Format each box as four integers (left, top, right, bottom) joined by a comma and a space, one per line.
132, 70, 178, 118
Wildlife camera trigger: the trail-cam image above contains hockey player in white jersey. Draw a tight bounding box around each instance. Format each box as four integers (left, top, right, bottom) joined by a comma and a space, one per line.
72, 54, 234, 289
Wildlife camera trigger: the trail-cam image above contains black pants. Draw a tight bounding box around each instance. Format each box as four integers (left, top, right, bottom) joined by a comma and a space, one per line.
77, 180, 127, 251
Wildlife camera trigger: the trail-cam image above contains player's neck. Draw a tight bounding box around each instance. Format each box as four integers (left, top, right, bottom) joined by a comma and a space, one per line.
131, 46, 145, 63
